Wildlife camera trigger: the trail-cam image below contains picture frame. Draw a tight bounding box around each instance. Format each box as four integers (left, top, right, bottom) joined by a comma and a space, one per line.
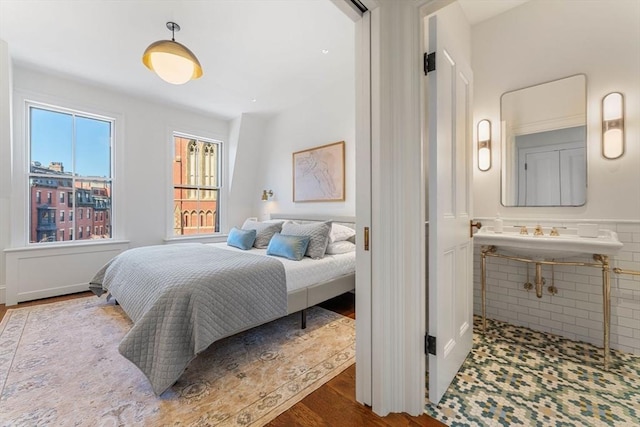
292, 141, 345, 202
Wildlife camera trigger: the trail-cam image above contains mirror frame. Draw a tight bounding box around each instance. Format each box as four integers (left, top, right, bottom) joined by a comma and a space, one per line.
500, 74, 588, 207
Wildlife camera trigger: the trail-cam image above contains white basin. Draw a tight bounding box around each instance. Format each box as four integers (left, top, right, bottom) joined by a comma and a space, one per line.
474, 226, 623, 259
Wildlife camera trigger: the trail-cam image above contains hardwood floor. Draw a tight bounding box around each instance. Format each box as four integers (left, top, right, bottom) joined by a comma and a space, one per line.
1, 291, 445, 427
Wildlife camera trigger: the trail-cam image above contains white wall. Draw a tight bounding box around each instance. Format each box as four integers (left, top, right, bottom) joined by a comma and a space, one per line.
1, 59, 356, 304
1, 65, 230, 304
0, 39, 13, 303
472, 0, 640, 220
471, 1, 640, 354
254, 75, 356, 221
227, 113, 270, 227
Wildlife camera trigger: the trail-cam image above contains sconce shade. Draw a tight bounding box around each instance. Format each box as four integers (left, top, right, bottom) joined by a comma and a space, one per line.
602, 92, 624, 159
477, 119, 492, 171
142, 22, 203, 85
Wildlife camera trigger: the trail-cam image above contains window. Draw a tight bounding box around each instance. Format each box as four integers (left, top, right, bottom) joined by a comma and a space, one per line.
28, 103, 113, 244
172, 134, 222, 236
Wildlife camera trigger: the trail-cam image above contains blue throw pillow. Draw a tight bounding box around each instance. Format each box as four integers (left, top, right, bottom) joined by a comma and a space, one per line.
227, 227, 257, 250
266, 233, 310, 261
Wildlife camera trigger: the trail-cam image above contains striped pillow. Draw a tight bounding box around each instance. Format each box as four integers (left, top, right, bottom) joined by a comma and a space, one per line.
281, 221, 331, 259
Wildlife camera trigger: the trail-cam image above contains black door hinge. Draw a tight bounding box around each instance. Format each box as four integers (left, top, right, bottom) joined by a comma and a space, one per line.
426, 335, 436, 355
424, 52, 436, 75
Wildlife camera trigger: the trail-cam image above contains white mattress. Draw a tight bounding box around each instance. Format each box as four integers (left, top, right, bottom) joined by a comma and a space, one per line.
207, 242, 356, 292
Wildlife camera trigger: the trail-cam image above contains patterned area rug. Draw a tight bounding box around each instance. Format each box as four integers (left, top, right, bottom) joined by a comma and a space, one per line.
0, 297, 355, 426
425, 317, 640, 426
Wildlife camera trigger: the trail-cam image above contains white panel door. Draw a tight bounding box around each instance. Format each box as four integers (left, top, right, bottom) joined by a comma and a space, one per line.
427, 14, 474, 404
560, 147, 586, 205
522, 150, 561, 205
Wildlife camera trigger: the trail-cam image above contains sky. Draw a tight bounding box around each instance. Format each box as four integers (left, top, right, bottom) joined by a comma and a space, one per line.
30, 107, 111, 178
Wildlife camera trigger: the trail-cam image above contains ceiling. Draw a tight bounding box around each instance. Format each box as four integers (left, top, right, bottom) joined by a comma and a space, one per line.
0, 0, 528, 121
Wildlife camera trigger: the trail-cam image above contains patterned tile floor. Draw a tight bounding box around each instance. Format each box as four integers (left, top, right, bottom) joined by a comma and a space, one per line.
425, 317, 640, 426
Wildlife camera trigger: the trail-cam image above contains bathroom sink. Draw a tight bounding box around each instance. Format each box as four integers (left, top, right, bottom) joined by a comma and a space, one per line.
474, 226, 623, 259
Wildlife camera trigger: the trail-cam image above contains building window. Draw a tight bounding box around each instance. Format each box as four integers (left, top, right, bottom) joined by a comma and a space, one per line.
28, 103, 114, 244
172, 134, 222, 236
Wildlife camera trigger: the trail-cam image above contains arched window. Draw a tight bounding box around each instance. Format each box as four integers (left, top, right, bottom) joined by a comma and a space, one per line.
183, 213, 189, 227
206, 211, 213, 227
200, 212, 205, 227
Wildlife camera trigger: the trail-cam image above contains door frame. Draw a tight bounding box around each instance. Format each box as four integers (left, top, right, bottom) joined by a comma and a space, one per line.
335, 0, 457, 416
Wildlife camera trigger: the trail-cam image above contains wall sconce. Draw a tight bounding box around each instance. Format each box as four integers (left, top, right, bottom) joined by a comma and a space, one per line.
477, 119, 492, 171
261, 190, 274, 201
602, 92, 625, 159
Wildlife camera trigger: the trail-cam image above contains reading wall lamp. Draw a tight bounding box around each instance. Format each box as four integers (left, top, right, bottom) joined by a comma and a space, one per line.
142, 22, 203, 85
477, 119, 492, 171
261, 190, 274, 201
602, 92, 625, 159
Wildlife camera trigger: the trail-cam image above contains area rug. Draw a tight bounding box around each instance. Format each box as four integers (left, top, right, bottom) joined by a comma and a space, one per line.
0, 296, 355, 426
425, 317, 640, 426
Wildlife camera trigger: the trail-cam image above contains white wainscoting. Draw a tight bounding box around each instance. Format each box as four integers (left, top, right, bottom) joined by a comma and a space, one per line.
4, 241, 129, 305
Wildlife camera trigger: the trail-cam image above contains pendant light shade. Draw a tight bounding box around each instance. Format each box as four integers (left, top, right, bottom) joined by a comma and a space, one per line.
142, 22, 203, 85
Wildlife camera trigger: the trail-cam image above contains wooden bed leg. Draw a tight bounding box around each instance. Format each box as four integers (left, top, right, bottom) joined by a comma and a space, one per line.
301, 309, 307, 329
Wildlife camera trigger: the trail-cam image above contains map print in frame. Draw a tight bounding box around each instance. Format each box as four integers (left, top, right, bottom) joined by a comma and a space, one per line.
293, 141, 345, 202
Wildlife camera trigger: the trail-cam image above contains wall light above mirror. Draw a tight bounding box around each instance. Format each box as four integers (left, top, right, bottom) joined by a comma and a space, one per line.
500, 74, 587, 207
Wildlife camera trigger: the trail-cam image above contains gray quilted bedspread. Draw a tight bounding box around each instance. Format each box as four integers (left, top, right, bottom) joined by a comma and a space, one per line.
89, 243, 287, 395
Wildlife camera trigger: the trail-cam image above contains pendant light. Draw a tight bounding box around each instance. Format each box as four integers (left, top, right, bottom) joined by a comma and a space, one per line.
142, 22, 203, 85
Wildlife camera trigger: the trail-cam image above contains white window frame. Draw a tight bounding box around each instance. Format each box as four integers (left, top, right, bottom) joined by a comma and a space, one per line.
168, 130, 225, 240
12, 94, 121, 248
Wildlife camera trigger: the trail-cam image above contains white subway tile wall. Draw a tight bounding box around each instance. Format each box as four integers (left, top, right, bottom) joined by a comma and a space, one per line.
473, 220, 640, 355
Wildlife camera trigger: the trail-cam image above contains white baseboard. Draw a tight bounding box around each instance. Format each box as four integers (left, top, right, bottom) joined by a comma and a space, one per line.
15, 283, 90, 305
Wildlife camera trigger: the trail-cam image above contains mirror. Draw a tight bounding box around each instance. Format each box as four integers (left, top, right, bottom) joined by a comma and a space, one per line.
501, 75, 587, 206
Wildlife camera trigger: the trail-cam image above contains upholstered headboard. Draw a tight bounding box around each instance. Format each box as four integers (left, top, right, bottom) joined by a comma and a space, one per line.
269, 213, 356, 229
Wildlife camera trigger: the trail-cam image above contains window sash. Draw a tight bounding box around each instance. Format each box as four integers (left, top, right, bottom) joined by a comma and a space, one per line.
27, 102, 114, 245
172, 134, 222, 236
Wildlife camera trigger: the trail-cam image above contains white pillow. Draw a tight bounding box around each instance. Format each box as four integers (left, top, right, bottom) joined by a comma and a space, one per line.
325, 241, 356, 255
329, 223, 356, 243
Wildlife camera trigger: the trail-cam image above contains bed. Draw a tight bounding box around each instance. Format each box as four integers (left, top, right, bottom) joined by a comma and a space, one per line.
89, 215, 355, 395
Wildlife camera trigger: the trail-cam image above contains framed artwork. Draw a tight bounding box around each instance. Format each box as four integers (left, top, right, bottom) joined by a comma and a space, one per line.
292, 141, 345, 202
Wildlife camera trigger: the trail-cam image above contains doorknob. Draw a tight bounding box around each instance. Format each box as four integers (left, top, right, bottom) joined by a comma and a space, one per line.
470, 220, 482, 238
